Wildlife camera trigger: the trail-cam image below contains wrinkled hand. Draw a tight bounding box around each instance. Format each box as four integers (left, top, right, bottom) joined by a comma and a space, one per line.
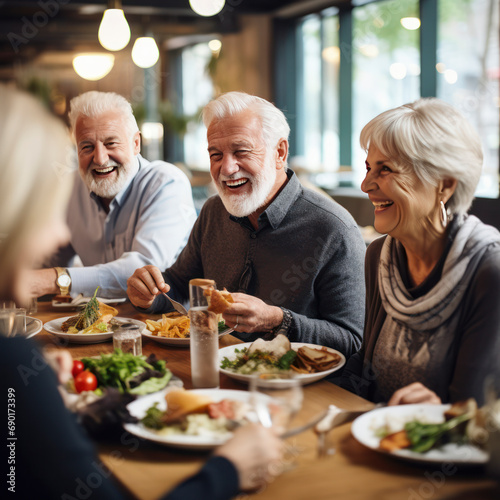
43, 348, 73, 385
126, 265, 170, 309
388, 382, 442, 406
222, 293, 283, 334
214, 423, 283, 491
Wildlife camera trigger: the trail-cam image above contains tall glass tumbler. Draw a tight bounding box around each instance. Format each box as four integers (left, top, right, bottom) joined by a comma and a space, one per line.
189, 279, 219, 388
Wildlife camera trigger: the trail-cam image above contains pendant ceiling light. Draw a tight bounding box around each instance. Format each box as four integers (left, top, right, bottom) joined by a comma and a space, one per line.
98, 0, 131, 51
132, 37, 160, 68
73, 53, 115, 81
189, 0, 225, 17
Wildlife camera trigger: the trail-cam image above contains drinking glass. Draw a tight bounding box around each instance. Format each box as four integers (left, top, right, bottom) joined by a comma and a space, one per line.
113, 323, 142, 355
250, 372, 305, 472
249, 373, 304, 434
189, 278, 219, 388
0, 307, 26, 337
0, 310, 15, 337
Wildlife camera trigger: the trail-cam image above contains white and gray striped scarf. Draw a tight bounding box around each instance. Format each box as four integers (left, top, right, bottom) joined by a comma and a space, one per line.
379, 215, 500, 331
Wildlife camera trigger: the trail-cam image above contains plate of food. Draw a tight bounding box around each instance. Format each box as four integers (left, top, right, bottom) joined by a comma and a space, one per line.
44, 291, 145, 343
218, 334, 345, 385
143, 312, 233, 346
123, 388, 261, 450
351, 401, 489, 465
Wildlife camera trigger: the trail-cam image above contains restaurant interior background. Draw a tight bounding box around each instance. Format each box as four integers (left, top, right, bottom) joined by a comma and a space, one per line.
1, 0, 498, 229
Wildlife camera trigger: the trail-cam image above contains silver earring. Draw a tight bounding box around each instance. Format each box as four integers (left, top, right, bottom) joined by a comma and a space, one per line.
440, 200, 448, 228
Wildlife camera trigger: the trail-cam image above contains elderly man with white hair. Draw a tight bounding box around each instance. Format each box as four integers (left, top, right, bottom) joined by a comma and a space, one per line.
127, 91, 366, 355
29, 91, 196, 299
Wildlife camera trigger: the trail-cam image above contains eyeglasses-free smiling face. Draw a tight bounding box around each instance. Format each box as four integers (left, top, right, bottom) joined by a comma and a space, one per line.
207, 109, 285, 219
75, 111, 140, 200
361, 145, 441, 241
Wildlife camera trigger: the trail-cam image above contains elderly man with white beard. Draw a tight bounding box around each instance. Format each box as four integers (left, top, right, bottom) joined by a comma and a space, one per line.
29, 91, 196, 299
127, 92, 366, 355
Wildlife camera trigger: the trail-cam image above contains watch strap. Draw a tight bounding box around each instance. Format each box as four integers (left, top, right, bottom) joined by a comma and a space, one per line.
55, 267, 71, 295
272, 307, 293, 336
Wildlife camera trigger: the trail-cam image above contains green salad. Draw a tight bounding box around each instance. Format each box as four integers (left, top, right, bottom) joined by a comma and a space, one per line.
82, 349, 172, 396
220, 347, 297, 375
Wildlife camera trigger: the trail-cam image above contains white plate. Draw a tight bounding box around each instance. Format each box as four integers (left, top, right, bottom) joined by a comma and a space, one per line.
52, 296, 127, 310
124, 388, 257, 450
142, 327, 234, 346
43, 316, 146, 344
351, 404, 489, 465
218, 342, 346, 386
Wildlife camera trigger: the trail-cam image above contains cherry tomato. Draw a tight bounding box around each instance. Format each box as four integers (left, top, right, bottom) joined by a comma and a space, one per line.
72, 360, 85, 378
74, 370, 98, 393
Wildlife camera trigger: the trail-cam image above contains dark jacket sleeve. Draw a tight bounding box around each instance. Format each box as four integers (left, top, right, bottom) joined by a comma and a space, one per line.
340, 237, 386, 398
1, 337, 124, 500
162, 456, 239, 500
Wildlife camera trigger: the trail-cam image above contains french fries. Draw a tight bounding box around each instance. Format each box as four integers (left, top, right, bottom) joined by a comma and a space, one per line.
146, 313, 190, 338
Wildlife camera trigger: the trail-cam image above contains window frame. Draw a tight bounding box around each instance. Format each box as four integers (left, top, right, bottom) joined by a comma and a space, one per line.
273, 0, 499, 226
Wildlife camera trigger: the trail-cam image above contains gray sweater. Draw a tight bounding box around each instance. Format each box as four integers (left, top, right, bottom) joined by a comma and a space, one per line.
148, 171, 366, 356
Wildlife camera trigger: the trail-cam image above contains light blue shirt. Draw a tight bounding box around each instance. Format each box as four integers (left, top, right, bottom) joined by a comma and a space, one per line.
50, 155, 197, 298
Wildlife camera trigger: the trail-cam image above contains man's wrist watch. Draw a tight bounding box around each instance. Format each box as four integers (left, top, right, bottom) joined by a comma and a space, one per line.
272, 307, 293, 336
55, 267, 71, 295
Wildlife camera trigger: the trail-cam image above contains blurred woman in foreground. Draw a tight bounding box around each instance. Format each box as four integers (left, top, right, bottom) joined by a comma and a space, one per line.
0, 86, 282, 500
342, 98, 500, 406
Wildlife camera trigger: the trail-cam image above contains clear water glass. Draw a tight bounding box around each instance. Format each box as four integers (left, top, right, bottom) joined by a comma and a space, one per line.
189, 279, 219, 388
113, 324, 142, 356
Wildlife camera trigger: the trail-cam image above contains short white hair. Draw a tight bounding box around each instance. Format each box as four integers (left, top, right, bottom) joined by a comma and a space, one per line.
0, 85, 74, 298
202, 91, 290, 167
360, 98, 483, 217
68, 91, 139, 139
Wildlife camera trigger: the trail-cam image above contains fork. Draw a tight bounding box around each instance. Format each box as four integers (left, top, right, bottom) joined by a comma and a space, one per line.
163, 293, 188, 315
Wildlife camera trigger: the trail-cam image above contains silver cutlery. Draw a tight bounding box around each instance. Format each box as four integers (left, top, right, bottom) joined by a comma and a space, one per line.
315, 403, 384, 457
163, 293, 188, 315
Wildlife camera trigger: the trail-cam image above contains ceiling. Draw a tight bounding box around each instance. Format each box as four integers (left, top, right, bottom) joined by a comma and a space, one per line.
0, 0, 352, 74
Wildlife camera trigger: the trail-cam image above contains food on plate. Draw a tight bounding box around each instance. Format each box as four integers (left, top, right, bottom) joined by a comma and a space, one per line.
162, 390, 214, 424
74, 370, 98, 393
292, 346, 342, 374
146, 312, 190, 338
376, 399, 486, 453
205, 288, 234, 314
220, 334, 342, 375
141, 389, 250, 436
146, 312, 228, 339
72, 359, 85, 378
61, 287, 118, 334
74, 350, 173, 396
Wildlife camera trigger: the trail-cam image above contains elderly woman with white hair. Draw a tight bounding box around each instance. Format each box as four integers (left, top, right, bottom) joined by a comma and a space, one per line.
341, 98, 500, 407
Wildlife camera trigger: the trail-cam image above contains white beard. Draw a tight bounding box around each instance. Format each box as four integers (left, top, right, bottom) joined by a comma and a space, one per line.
216, 157, 277, 218
81, 159, 135, 199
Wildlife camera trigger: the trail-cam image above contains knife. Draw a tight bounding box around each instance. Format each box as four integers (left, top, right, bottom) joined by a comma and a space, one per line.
315, 403, 384, 457
280, 408, 331, 439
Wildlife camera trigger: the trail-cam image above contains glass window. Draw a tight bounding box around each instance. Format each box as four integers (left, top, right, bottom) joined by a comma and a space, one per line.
437, 0, 499, 198
296, 9, 339, 173
181, 43, 214, 169
352, 0, 420, 185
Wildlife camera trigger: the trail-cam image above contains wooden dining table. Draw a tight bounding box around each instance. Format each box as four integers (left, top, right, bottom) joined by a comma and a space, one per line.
34, 301, 499, 500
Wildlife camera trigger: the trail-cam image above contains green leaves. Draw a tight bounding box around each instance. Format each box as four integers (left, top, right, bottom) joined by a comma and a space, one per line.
405, 412, 474, 453
82, 350, 171, 395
